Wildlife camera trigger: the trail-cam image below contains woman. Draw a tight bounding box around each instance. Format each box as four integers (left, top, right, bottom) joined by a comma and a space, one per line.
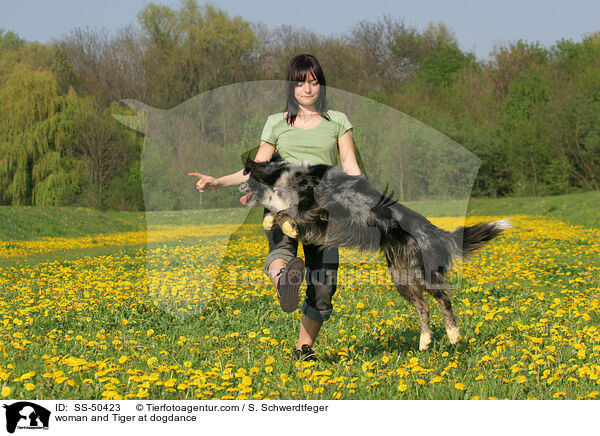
190, 54, 362, 361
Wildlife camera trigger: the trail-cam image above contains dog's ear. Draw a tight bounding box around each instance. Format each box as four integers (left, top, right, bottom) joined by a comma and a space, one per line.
243, 155, 253, 175
243, 153, 264, 176
243, 156, 269, 181
243, 152, 289, 185
270, 152, 283, 163
244, 152, 278, 176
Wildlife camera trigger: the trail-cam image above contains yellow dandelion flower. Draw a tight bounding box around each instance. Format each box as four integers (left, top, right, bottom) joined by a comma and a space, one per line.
1, 387, 10, 397
25, 383, 35, 391
455, 383, 466, 390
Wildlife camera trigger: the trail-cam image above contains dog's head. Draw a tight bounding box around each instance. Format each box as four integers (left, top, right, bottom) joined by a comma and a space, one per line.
238, 152, 289, 208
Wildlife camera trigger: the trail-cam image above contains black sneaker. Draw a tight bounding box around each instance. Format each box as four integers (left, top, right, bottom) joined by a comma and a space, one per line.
276, 257, 305, 313
293, 344, 317, 362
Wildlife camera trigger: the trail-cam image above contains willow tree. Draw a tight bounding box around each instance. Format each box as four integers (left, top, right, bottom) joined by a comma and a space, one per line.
0, 63, 80, 205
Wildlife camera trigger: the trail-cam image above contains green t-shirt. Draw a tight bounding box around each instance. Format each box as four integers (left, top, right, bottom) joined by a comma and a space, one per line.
260, 110, 353, 166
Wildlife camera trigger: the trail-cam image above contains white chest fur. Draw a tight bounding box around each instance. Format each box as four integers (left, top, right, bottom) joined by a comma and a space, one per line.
263, 189, 292, 212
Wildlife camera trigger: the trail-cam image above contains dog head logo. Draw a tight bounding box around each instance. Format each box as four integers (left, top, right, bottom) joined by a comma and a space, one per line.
114, 81, 481, 319
3, 402, 51, 433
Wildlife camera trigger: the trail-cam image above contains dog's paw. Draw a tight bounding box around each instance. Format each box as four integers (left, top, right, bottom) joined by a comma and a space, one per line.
262, 213, 276, 231
281, 220, 298, 238
419, 331, 432, 351
447, 326, 460, 344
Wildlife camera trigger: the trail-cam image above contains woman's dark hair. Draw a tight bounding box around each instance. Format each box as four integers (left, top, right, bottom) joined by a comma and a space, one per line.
284, 54, 329, 125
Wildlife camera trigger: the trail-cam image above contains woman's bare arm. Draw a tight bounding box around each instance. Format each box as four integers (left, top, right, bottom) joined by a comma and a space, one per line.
338, 131, 362, 176
189, 141, 276, 191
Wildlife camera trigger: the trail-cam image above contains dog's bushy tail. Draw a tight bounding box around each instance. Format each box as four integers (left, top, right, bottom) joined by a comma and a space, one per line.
448, 219, 512, 259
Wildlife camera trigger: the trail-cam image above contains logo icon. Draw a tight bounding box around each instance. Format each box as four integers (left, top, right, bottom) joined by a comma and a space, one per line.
3, 402, 51, 433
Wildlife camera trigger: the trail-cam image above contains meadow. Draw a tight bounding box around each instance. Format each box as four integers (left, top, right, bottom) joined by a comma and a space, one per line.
0, 191, 599, 400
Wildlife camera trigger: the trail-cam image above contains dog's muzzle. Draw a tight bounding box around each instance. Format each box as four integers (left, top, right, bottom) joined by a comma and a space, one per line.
238, 181, 253, 205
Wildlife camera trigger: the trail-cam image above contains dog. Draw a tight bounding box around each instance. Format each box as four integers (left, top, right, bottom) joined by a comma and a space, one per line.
238, 153, 510, 350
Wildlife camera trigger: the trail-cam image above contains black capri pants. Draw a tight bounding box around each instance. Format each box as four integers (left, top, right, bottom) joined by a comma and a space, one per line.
262, 209, 339, 322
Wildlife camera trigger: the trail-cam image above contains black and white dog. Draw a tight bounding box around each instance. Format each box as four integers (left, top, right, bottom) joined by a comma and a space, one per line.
239, 153, 510, 350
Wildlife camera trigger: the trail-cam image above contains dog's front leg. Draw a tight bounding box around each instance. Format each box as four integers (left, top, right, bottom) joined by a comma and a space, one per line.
262, 212, 277, 231
275, 210, 298, 239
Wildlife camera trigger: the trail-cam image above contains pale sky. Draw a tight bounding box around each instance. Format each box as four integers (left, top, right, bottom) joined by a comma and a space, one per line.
1, 0, 599, 60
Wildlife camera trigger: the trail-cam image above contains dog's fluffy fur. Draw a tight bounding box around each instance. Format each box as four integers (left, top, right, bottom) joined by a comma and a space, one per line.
239, 153, 510, 350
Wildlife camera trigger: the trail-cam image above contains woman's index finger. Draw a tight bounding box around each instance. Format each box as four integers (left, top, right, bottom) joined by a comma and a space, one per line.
188, 172, 203, 178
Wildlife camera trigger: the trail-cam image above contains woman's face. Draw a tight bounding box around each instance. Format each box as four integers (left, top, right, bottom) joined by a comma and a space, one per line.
294, 72, 320, 109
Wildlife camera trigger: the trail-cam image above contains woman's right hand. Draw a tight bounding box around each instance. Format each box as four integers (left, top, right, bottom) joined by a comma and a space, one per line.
188, 173, 221, 192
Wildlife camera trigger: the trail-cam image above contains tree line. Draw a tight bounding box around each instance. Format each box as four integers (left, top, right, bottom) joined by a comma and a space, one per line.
1, 0, 599, 210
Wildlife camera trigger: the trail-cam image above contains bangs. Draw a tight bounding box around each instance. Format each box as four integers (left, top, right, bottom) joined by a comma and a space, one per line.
286, 54, 324, 84
291, 66, 317, 83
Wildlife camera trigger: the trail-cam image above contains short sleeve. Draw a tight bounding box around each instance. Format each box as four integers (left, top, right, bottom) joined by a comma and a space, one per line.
335, 112, 353, 140
260, 116, 278, 145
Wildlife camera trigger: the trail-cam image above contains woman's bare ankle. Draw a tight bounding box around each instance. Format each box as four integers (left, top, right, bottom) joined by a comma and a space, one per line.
268, 259, 287, 288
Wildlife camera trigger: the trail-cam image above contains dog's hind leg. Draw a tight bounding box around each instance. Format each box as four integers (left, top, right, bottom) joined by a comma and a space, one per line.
411, 285, 433, 351
388, 266, 433, 351
430, 288, 460, 344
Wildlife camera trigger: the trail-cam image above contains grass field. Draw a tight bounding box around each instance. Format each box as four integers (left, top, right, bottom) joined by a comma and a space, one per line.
0, 191, 599, 400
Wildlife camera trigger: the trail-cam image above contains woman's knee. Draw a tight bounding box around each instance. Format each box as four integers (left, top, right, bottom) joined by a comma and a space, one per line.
301, 301, 333, 322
